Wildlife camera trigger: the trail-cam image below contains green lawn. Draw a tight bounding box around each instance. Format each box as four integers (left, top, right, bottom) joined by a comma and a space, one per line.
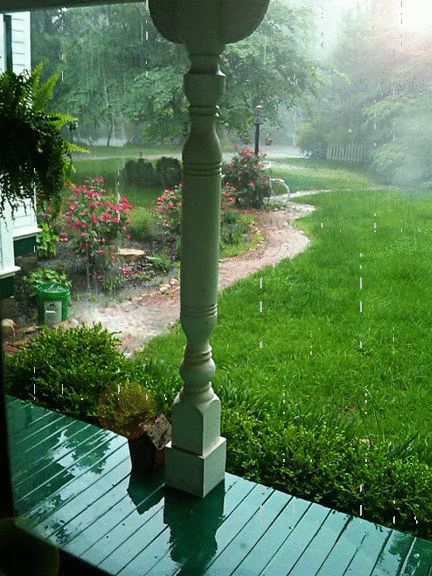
271, 157, 377, 192
137, 160, 432, 538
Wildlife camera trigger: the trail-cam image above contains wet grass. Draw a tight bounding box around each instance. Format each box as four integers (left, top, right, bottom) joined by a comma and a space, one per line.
271, 157, 377, 192
141, 162, 432, 466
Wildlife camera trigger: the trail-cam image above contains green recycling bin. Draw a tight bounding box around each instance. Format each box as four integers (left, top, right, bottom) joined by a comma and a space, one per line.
37, 282, 70, 326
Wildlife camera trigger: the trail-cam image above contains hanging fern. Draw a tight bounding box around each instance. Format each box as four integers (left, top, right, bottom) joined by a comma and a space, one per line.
0, 61, 87, 217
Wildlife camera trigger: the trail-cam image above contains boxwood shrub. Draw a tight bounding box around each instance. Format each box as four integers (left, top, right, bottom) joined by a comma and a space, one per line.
5, 324, 131, 422
5, 325, 176, 425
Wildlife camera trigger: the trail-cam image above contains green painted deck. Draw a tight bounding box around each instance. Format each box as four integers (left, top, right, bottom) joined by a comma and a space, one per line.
6, 395, 432, 575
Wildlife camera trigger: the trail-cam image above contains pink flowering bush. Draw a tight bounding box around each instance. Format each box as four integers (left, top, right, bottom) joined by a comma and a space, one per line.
156, 184, 183, 238
221, 183, 237, 211
157, 182, 238, 251
61, 177, 133, 269
223, 146, 271, 208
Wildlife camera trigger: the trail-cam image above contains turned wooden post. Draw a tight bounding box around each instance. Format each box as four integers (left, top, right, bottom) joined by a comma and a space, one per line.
149, 0, 269, 498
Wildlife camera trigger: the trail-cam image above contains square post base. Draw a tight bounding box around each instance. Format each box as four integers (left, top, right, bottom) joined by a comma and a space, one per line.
165, 437, 226, 498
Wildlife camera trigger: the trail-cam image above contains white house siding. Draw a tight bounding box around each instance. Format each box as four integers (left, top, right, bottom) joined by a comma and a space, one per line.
0, 12, 31, 73
0, 12, 39, 287
11, 12, 31, 72
0, 207, 20, 280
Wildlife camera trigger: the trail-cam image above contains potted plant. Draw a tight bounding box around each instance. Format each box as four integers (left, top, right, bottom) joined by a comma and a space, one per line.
0, 62, 86, 217
97, 381, 171, 476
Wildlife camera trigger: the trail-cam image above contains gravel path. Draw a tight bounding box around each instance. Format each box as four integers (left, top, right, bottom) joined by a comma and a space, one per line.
72, 201, 315, 356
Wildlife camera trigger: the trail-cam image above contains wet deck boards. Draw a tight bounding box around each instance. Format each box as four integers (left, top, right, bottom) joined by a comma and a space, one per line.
7, 396, 432, 575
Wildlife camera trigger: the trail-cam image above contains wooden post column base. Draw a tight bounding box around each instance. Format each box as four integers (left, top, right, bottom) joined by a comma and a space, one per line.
165, 437, 226, 498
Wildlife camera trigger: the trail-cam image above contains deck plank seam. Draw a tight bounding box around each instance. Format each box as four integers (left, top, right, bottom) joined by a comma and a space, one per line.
287, 510, 338, 576
340, 530, 371, 576
80, 488, 166, 562
368, 530, 398, 576
285, 508, 334, 575
131, 478, 258, 576
118, 525, 171, 576
96, 500, 167, 571
21, 419, 84, 455
229, 494, 295, 576
398, 537, 421, 575
314, 515, 353, 575
16, 434, 126, 506
27, 450, 130, 526
256, 500, 314, 576
14, 414, 66, 444
197, 486, 276, 574
45, 460, 131, 539
14, 424, 97, 487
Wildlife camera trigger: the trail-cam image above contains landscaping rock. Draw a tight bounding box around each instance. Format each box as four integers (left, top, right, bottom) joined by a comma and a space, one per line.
271, 178, 290, 196
1, 319, 16, 340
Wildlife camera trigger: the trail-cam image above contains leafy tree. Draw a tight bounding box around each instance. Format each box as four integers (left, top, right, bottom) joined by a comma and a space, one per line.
220, 1, 319, 135
31, 1, 319, 144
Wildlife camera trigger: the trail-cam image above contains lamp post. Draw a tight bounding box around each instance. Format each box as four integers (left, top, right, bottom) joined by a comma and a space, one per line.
254, 104, 264, 155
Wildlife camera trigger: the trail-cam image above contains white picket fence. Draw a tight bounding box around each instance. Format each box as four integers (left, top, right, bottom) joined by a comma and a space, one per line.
326, 144, 369, 164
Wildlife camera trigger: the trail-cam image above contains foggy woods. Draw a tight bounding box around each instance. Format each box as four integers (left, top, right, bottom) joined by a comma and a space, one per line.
297, 0, 432, 186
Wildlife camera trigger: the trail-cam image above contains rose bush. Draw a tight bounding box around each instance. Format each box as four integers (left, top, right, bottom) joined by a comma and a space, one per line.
61, 177, 133, 270
223, 147, 271, 208
156, 184, 183, 238
157, 182, 238, 251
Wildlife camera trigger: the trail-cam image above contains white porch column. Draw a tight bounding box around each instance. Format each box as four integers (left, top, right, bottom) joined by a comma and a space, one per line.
149, 0, 269, 498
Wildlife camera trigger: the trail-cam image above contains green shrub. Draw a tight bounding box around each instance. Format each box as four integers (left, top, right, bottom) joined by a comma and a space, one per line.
223, 147, 271, 208
156, 156, 182, 188
23, 268, 72, 297
129, 207, 160, 241
5, 329, 179, 426
222, 408, 432, 539
133, 353, 432, 539
123, 158, 158, 188
5, 324, 130, 421
220, 210, 250, 247
146, 253, 171, 274
100, 266, 127, 292
296, 122, 328, 159
97, 381, 157, 438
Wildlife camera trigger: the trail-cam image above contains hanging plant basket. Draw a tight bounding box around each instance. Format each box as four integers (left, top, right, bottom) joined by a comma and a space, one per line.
0, 62, 86, 217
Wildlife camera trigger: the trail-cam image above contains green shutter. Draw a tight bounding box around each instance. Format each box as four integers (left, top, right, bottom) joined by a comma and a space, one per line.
0, 276, 15, 299
13, 235, 37, 257
4, 15, 13, 72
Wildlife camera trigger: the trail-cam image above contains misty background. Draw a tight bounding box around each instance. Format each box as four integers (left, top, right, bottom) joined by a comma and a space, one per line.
31, 0, 432, 187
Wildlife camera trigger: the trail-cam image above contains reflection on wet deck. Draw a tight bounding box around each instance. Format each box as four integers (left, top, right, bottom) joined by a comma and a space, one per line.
7, 396, 432, 575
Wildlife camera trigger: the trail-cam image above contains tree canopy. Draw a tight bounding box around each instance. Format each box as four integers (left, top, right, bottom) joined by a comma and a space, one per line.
31, 1, 319, 145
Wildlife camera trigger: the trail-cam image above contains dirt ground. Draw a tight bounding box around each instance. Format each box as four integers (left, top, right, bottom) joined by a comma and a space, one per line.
67, 201, 315, 356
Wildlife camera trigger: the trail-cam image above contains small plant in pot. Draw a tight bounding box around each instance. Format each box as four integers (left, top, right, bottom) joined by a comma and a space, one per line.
97, 381, 172, 477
